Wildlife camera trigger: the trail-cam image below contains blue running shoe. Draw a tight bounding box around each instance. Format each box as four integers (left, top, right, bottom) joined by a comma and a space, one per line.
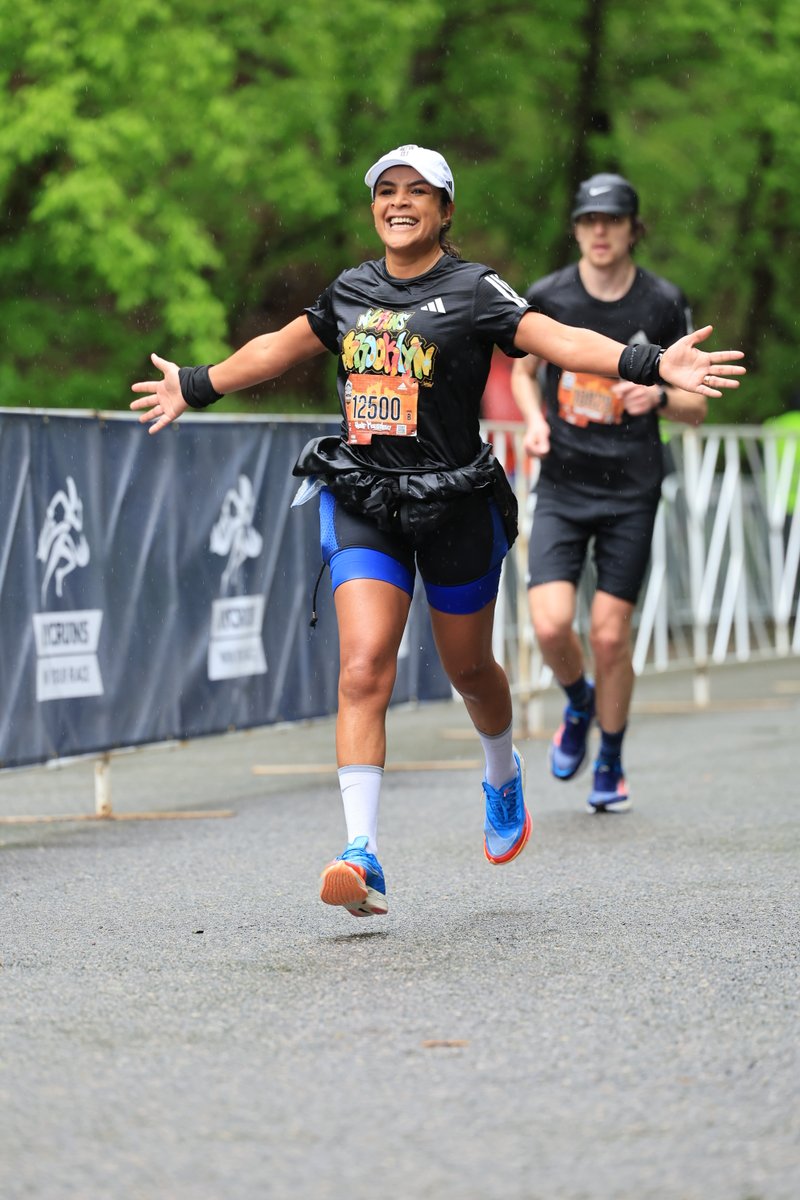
483, 750, 532, 865
586, 758, 631, 813
319, 835, 388, 917
550, 682, 596, 780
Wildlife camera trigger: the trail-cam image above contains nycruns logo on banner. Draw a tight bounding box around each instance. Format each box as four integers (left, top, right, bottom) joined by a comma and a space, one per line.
32, 611, 104, 700
208, 596, 267, 681
33, 476, 104, 702
207, 474, 267, 681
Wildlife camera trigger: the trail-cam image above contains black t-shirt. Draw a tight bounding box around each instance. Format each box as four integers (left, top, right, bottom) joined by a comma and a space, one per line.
305, 255, 529, 471
525, 264, 692, 504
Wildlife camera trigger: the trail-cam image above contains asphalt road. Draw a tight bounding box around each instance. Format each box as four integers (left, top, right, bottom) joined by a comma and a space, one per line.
1, 658, 798, 1200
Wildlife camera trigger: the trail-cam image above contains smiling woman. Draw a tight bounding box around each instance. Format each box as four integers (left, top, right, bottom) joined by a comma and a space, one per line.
367, 147, 459, 275
130, 143, 744, 921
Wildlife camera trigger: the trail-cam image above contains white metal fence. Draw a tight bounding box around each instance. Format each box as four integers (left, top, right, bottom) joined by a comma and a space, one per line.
483, 422, 800, 728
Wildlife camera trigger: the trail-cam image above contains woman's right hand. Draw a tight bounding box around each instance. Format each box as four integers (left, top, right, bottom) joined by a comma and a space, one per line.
130, 353, 188, 434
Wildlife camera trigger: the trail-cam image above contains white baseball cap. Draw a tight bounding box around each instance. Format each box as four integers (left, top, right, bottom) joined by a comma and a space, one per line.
365, 144, 455, 200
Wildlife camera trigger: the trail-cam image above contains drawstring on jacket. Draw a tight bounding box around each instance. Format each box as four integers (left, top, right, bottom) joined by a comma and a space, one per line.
309, 561, 327, 629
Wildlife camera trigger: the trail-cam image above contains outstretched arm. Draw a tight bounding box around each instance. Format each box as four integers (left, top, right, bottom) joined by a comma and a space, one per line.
130, 315, 327, 435
513, 313, 745, 397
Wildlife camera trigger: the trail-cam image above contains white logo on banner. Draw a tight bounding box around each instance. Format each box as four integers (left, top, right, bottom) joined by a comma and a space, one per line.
36, 475, 90, 605
33, 476, 104, 701
207, 475, 267, 681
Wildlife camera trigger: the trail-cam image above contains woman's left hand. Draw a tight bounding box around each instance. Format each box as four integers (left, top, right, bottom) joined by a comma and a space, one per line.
659, 326, 745, 396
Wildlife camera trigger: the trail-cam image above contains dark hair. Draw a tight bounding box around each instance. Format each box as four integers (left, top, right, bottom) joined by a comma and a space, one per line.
437, 189, 461, 259
630, 216, 647, 249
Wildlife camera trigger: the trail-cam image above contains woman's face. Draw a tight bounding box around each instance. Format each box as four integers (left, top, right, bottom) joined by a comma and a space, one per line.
371, 165, 452, 260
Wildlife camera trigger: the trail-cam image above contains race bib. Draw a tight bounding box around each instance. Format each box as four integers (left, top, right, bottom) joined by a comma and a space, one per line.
344, 374, 419, 444
557, 372, 623, 427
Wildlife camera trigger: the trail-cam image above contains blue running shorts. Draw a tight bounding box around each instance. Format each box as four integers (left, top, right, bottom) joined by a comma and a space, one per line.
319, 488, 509, 615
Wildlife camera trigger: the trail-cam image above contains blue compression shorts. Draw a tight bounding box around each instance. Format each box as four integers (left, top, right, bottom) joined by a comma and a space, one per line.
319, 488, 509, 615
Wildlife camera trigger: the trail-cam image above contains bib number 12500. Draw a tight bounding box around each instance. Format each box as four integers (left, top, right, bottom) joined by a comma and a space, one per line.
344, 374, 419, 444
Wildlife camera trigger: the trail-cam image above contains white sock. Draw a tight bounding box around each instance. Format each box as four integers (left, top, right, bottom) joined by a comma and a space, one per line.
338, 765, 384, 856
477, 722, 516, 789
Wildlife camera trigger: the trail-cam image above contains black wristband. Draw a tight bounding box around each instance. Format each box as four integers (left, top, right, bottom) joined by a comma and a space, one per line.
617, 344, 665, 387
178, 365, 223, 410
657, 388, 669, 410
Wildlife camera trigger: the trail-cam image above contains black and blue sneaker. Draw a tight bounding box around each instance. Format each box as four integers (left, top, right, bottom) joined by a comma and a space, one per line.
586, 758, 631, 813
319, 835, 388, 917
483, 750, 532, 865
549, 682, 596, 780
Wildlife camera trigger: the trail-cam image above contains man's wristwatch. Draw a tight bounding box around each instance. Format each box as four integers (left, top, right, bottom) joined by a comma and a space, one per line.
657, 389, 669, 411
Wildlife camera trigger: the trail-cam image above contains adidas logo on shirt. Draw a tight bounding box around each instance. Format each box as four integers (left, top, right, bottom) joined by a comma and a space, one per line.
420, 297, 446, 313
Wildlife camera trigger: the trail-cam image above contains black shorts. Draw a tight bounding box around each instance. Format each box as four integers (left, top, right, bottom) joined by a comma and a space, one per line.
527, 493, 658, 604
320, 488, 509, 614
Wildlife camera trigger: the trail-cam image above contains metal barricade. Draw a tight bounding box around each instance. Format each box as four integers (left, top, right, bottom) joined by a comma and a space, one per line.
482, 421, 800, 728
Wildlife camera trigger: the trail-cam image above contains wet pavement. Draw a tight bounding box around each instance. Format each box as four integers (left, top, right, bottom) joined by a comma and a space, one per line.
1, 657, 799, 1199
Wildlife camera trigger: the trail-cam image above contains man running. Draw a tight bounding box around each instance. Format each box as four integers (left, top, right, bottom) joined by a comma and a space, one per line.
511, 173, 707, 813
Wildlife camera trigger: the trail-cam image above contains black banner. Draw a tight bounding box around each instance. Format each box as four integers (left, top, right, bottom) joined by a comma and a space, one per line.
0, 412, 449, 769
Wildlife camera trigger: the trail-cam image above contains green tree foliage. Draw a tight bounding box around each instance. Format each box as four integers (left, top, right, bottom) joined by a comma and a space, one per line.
0, 0, 797, 418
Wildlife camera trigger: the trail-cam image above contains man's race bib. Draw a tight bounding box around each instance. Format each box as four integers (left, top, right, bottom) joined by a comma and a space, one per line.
557, 372, 623, 427
344, 374, 419, 444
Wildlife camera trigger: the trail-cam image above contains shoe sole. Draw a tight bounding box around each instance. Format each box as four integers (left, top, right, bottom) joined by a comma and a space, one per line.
319, 860, 388, 917
586, 795, 632, 814
484, 807, 533, 865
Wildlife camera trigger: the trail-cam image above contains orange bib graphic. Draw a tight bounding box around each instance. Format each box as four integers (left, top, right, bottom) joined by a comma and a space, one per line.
344, 374, 419, 444
557, 372, 623, 427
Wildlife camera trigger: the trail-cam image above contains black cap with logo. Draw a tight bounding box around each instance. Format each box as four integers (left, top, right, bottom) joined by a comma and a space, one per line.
571, 173, 639, 220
